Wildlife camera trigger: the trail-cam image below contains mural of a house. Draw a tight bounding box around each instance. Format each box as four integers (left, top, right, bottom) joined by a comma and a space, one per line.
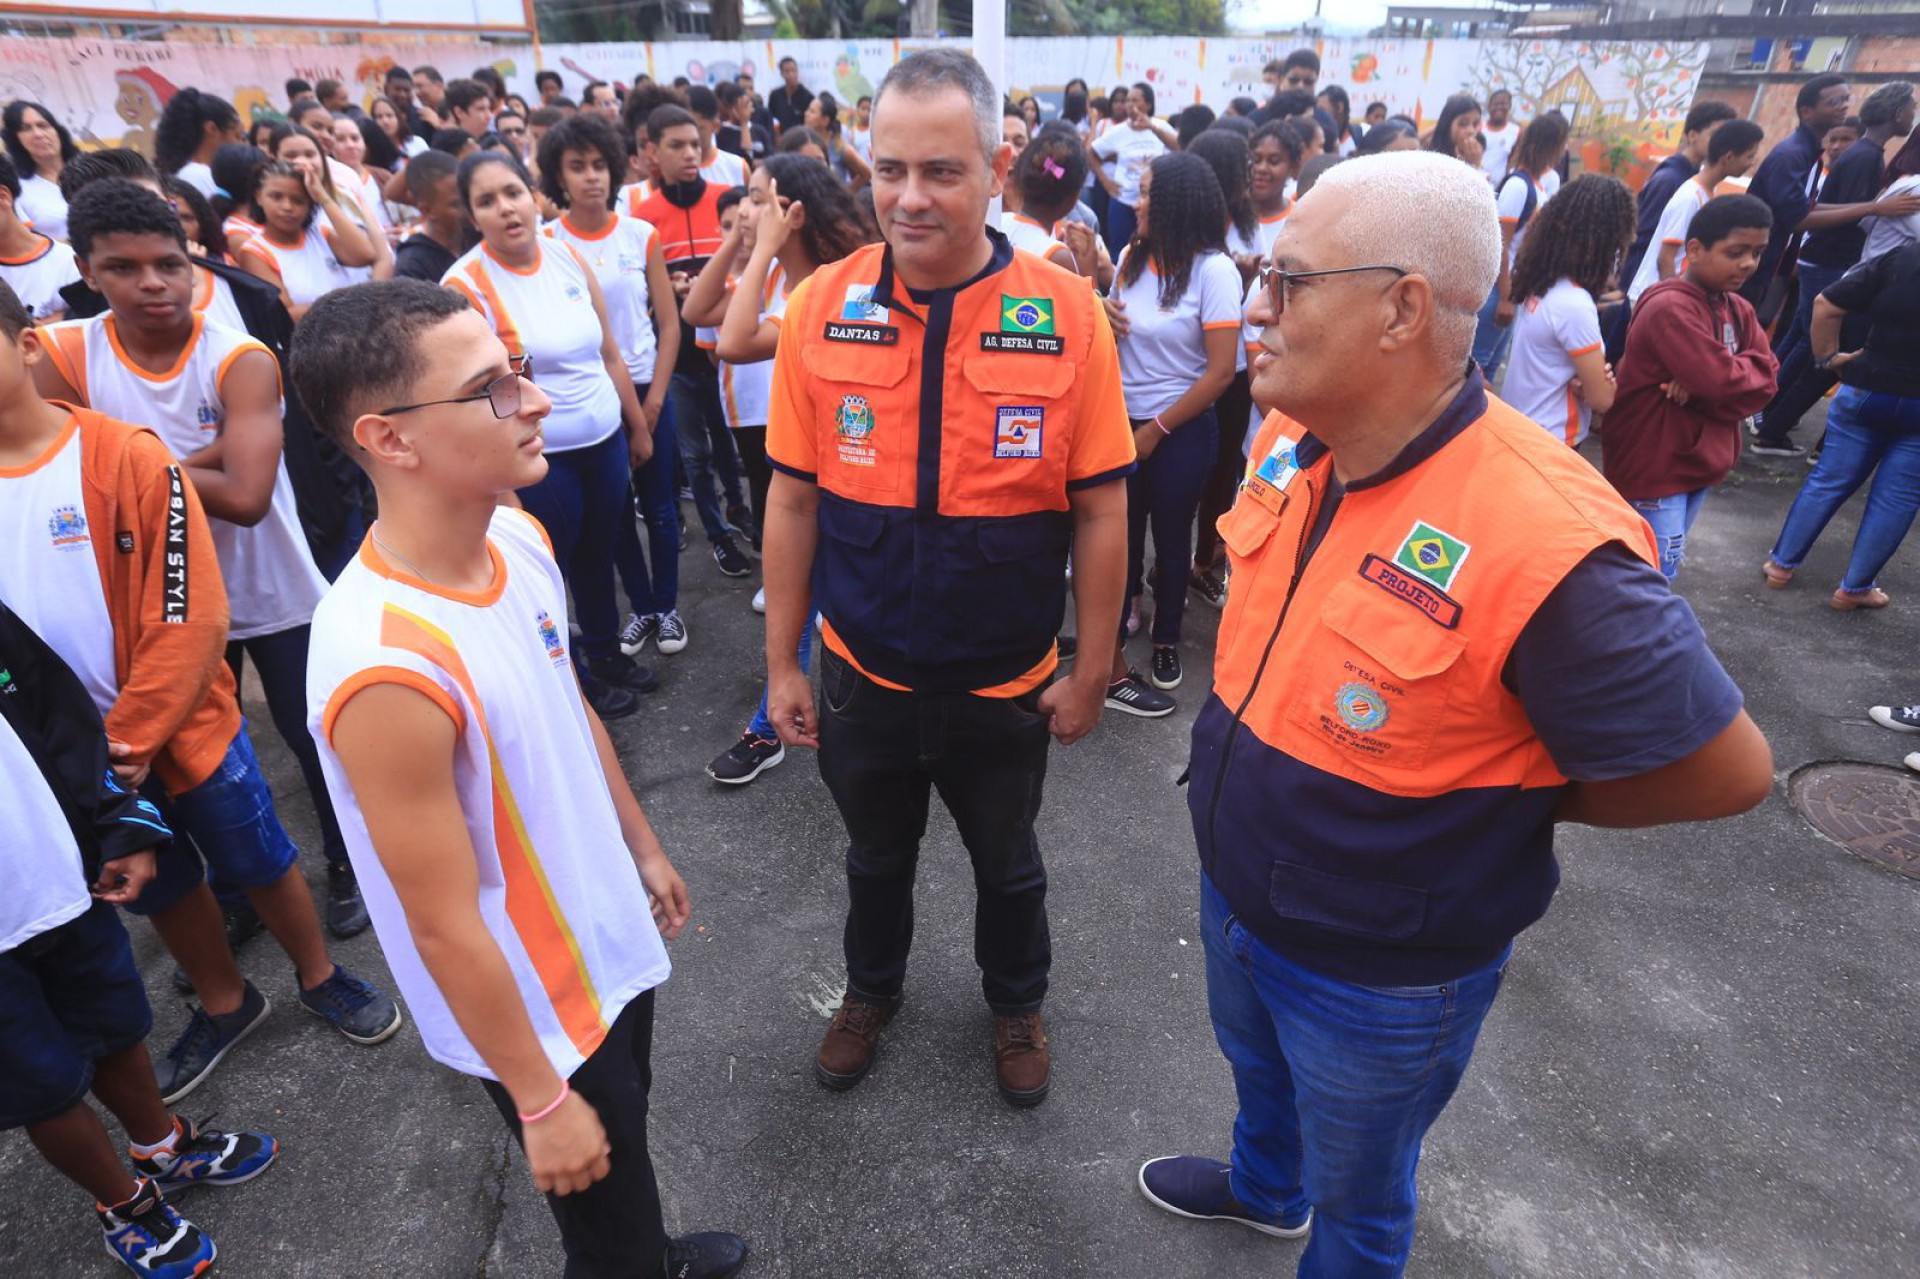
1539, 65, 1631, 131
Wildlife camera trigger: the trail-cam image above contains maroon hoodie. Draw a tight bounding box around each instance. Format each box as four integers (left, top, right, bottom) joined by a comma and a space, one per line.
1603, 275, 1778, 502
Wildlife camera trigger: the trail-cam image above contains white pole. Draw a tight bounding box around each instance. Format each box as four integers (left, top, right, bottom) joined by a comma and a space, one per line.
975, 0, 1007, 218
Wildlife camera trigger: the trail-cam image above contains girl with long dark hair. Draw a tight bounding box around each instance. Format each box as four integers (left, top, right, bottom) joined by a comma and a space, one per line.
538, 113, 685, 659
802, 92, 871, 187
236, 155, 379, 318
1503, 174, 1636, 446
1425, 93, 1484, 171
1089, 81, 1173, 257
265, 122, 391, 290
1474, 110, 1571, 378
3, 100, 78, 240
154, 88, 243, 197
1103, 152, 1240, 707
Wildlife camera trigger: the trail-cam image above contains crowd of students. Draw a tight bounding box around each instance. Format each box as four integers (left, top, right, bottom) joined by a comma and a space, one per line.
0, 41, 1916, 1279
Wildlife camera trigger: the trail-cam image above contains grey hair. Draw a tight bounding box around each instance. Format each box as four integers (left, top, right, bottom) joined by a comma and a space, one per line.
1860, 81, 1915, 130
1306, 151, 1500, 368
874, 47, 999, 162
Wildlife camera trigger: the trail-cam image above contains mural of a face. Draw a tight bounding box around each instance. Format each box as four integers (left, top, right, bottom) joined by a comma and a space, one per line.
117, 79, 160, 127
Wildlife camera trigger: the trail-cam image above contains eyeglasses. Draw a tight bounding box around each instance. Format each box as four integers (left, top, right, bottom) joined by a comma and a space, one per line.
1256, 263, 1408, 317
378, 354, 533, 419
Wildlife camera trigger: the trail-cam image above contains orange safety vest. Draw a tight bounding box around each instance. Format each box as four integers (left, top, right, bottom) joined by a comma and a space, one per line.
764, 231, 1135, 695
1189, 377, 1658, 984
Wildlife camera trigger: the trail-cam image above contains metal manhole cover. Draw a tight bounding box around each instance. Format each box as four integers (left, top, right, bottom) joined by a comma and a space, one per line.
1790, 763, 1920, 880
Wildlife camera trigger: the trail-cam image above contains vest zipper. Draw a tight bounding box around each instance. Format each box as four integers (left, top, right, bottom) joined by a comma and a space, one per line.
1205, 474, 1320, 868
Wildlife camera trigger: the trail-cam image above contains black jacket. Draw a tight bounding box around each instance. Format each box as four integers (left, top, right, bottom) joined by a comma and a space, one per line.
0, 602, 172, 886
58, 257, 361, 558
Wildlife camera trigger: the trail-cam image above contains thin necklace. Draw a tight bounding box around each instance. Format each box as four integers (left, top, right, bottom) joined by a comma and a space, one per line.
371, 525, 433, 585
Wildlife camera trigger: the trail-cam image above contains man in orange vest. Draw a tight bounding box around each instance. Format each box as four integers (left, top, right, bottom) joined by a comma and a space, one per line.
1136, 153, 1775, 1276
761, 49, 1135, 1108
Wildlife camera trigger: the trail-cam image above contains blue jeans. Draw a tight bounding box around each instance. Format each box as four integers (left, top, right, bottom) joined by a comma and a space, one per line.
747, 616, 814, 740
1630, 488, 1709, 580
130, 728, 301, 917
1768, 386, 1920, 592
226, 623, 345, 866
518, 428, 629, 661
1125, 408, 1218, 646
1201, 873, 1508, 1279
615, 384, 680, 617
1104, 198, 1138, 258
1757, 261, 1847, 445
1471, 281, 1514, 382
669, 368, 744, 544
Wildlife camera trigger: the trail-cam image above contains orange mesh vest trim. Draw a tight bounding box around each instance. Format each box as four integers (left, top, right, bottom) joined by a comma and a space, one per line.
1213, 396, 1659, 799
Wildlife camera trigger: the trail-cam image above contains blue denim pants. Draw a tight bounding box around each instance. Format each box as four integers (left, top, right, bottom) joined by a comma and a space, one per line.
669, 368, 745, 545
1630, 487, 1710, 581
1471, 281, 1515, 383
1104, 198, 1138, 259
1201, 872, 1508, 1279
615, 383, 681, 618
1769, 385, 1920, 592
1124, 408, 1218, 647
130, 727, 301, 918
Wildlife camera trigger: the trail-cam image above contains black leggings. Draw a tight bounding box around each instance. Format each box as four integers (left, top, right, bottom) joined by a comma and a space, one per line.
733, 425, 772, 550
1192, 369, 1253, 571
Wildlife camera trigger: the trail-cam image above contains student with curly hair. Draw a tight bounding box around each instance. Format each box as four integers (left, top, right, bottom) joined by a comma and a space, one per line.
538, 113, 685, 660
152, 89, 243, 199
1503, 174, 1637, 446
1103, 152, 1240, 705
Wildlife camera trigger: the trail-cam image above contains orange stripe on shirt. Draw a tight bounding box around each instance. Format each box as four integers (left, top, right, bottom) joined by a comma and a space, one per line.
462, 262, 525, 359
1563, 384, 1580, 448
379, 603, 611, 1059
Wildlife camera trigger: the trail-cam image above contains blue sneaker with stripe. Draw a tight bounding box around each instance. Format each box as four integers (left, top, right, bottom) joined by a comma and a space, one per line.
131, 1116, 279, 1190
97, 1179, 215, 1278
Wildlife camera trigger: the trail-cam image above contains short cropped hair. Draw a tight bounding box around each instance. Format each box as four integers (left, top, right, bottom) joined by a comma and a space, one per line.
1283, 48, 1320, 74
874, 48, 999, 161
1796, 73, 1847, 115
58, 147, 156, 201
535, 70, 562, 92
1683, 99, 1738, 136
645, 104, 699, 143
1688, 193, 1772, 247
445, 79, 491, 115
68, 178, 188, 262
0, 279, 33, 339
403, 148, 457, 202
685, 84, 719, 121
290, 280, 474, 450
1708, 118, 1765, 164
1309, 151, 1500, 367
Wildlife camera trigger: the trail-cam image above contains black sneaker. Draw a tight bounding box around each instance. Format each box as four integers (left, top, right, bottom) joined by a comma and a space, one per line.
619, 612, 658, 657
1056, 634, 1078, 662
726, 502, 756, 542
156, 982, 271, 1104
171, 900, 265, 995
326, 861, 369, 939
1137, 1155, 1312, 1239
1105, 671, 1176, 718
713, 535, 752, 578
583, 652, 660, 694
707, 733, 784, 785
1151, 646, 1183, 690
297, 965, 403, 1045
132, 1116, 279, 1190
581, 676, 640, 721
1189, 568, 1228, 609
1748, 438, 1802, 458
98, 1179, 216, 1279
655, 609, 689, 655
1870, 705, 1920, 734
663, 1231, 748, 1279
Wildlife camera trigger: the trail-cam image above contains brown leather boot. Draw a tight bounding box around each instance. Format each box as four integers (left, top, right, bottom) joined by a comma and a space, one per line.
815, 996, 898, 1091
993, 1012, 1051, 1107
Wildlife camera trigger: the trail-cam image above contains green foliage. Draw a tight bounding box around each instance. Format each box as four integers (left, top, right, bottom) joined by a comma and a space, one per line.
1012, 0, 1226, 36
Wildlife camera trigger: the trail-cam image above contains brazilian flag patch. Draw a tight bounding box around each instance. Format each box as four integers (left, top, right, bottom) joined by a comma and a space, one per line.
1001, 295, 1055, 335
1392, 521, 1471, 590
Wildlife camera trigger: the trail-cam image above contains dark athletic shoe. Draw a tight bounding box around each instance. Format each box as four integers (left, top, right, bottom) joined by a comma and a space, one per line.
713, 535, 752, 578
297, 965, 403, 1046
1150, 646, 1183, 691
1055, 634, 1078, 662
98, 1179, 216, 1279
583, 652, 660, 694
619, 612, 658, 657
707, 733, 784, 785
655, 608, 689, 655
663, 1231, 749, 1279
1105, 672, 1176, 718
1748, 438, 1802, 458
156, 983, 271, 1105
1137, 1156, 1312, 1239
581, 676, 640, 721
133, 1116, 279, 1191
326, 861, 369, 939
1189, 568, 1228, 609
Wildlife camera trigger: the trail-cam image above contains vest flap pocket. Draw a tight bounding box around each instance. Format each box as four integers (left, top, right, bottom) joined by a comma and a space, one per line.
1270, 860, 1429, 941
1318, 577, 1467, 680
802, 339, 912, 389
963, 353, 1076, 401
977, 512, 1071, 563
819, 498, 887, 549
1218, 495, 1281, 560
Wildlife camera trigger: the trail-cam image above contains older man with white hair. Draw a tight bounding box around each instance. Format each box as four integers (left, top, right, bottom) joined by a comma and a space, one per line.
1138, 152, 1774, 1276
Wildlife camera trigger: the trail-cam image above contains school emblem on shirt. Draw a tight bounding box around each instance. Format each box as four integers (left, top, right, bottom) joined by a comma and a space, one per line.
982, 294, 1064, 354
1335, 681, 1390, 733
994, 406, 1044, 459
564, 283, 585, 302
195, 400, 220, 429
535, 610, 567, 665
48, 505, 89, 549
841, 284, 890, 325
1392, 521, 1471, 591
836, 395, 879, 468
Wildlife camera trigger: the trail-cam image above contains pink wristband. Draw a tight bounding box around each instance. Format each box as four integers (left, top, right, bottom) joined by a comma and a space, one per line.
518, 1081, 570, 1124
1153, 415, 1171, 436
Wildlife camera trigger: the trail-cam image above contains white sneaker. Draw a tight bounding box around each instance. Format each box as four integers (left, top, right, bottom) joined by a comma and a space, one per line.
655, 609, 689, 655
1906, 751, 1920, 775
1869, 705, 1920, 734
752, 587, 766, 614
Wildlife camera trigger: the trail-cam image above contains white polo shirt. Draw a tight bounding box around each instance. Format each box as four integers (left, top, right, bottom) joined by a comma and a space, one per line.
1503, 277, 1605, 448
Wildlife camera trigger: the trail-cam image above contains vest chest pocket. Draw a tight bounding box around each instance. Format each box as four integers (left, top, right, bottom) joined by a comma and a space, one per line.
958, 354, 1075, 497
803, 338, 914, 496
1283, 576, 1468, 783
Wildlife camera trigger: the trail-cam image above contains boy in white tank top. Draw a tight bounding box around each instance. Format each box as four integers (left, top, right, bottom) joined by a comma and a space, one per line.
290, 278, 747, 1279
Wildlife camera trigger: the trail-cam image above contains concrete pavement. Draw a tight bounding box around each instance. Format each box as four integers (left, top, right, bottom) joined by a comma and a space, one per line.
4, 428, 1917, 1278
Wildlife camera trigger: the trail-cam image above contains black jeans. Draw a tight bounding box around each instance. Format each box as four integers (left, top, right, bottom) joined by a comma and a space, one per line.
817, 646, 1053, 1013
482, 992, 667, 1279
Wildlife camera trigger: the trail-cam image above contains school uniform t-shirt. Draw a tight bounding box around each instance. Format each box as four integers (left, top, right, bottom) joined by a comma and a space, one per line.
0, 233, 80, 320
699, 147, 749, 190
16, 174, 68, 243
1092, 124, 1168, 208
1111, 249, 1244, 419
695, 266, 786, 430
240, 224, 358, 309
306, 507, 671, 1081
1496, 169, 1559, 272
174, 161, 218, 200
1480, 121, 1520, 186
543, 212, 661, 384
1628, 175, 1714, 305
1503, 277, 1605, 447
